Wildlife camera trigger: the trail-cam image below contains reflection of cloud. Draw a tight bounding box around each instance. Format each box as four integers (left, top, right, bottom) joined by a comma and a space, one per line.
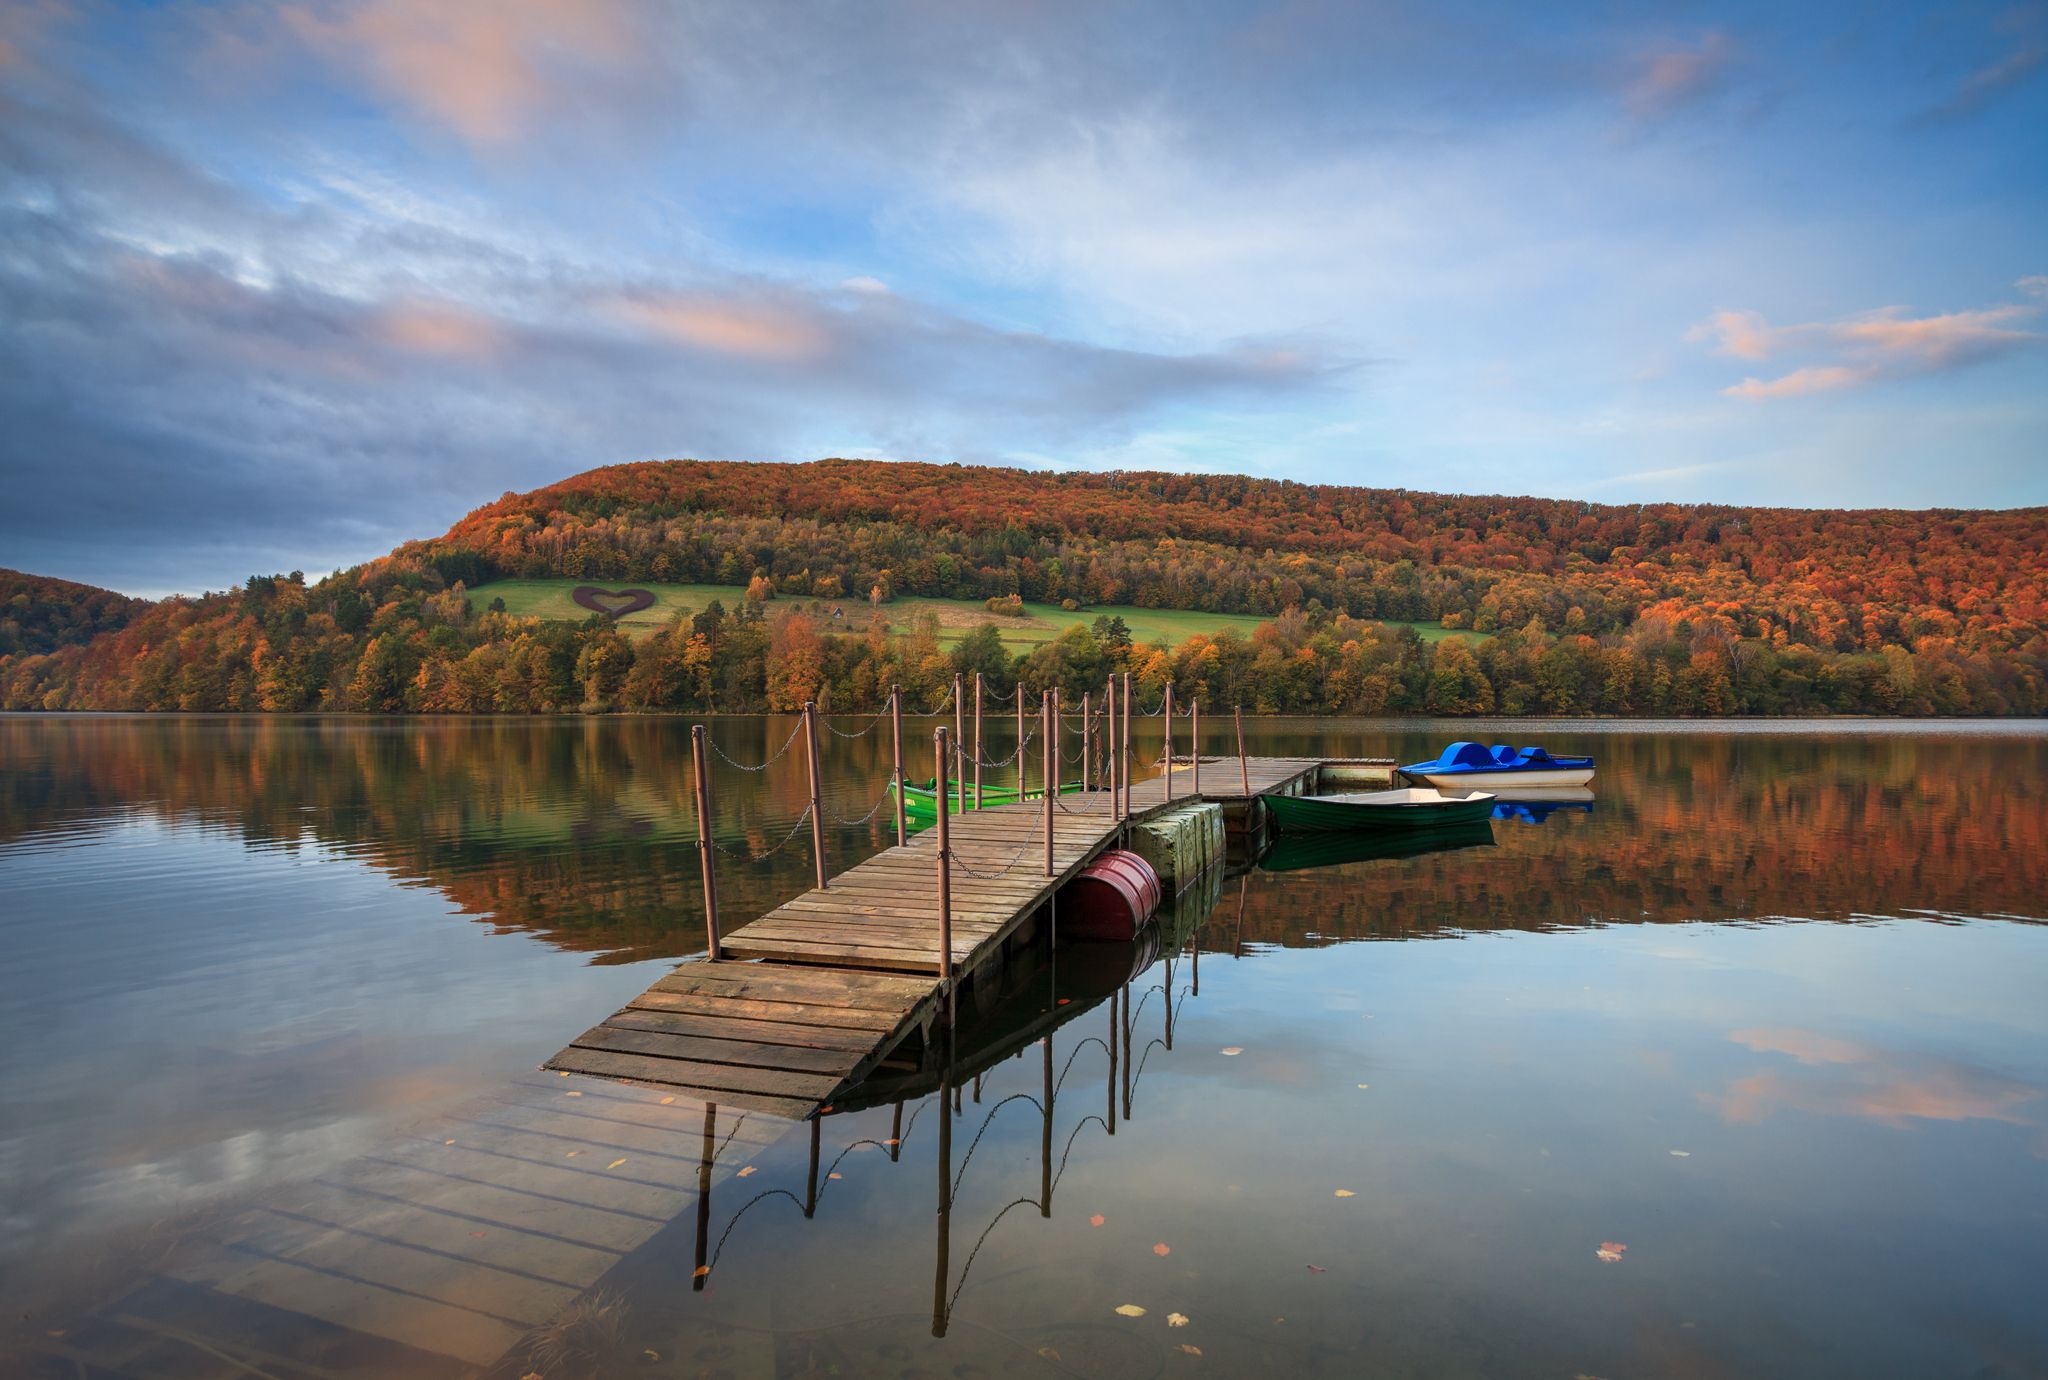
1710, 1027, 2044, 1129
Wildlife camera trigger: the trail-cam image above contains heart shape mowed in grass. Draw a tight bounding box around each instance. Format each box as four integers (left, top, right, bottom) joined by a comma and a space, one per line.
571, 585, 657, 619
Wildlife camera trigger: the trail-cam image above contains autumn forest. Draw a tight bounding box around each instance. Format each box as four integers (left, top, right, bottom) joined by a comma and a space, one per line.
4, 459, 2044, 717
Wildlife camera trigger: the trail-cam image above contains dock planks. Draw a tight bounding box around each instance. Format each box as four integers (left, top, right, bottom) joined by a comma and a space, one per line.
544, 757, 1327, 1114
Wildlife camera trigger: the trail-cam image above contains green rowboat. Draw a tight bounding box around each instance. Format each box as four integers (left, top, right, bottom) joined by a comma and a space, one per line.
891, 777, 1086, 821
1265, 786, 1497, 834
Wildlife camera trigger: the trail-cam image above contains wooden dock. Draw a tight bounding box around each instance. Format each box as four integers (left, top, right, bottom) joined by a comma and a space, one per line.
545, 756, 1337, 1116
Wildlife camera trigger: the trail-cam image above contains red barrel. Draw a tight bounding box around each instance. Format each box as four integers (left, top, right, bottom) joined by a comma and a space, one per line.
1059, 850, 1163, 942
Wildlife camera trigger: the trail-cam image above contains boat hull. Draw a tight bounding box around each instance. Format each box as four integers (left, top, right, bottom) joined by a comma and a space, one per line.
1266, 789, 1497, 834
1410, 767, 1594, 789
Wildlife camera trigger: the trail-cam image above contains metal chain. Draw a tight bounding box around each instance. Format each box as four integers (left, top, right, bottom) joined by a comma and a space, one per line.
900, 686, 955, 718
821, 710, 887, 739
711, 802, 814, 862
946, 835, 1039, 879
708, 720, 805, 772
831, 786, 894, 826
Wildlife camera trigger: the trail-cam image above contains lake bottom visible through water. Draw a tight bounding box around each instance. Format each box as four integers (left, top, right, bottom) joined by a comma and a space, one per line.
1, 717, 2044, 1380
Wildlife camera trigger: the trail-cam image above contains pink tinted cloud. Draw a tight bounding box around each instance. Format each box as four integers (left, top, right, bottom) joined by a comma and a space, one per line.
1623, 30, 1735, 119
609, 293, 833, 362
1691, 294, 2043, 401
285, 0, 645, 146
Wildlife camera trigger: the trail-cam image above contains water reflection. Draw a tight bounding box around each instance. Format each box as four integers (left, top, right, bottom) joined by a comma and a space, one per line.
5, 717, 2048, 1378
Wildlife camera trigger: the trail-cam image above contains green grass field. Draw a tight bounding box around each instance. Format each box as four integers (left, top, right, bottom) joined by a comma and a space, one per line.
467, 578, 1475, 648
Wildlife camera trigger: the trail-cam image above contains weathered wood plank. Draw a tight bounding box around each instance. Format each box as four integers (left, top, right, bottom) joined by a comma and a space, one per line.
624, 988, 907, 1030
602, 1007, 881, 1050
547, 1048, 833, 1109
569, 1025, 859, 1077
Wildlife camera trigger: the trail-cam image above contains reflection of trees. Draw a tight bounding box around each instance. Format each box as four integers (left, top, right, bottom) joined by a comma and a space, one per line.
5, 720, 2041, 965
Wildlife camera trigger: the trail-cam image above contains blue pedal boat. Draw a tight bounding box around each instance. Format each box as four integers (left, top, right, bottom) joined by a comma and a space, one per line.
1401, 741, 1596, 789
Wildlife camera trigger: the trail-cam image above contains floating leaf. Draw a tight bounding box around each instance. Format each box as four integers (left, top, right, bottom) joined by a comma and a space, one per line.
1115, 1304, 1147, 1318
1595, 1241, 1628, 1263
1333, 1189, 1355, 1198
566, 1150, 581, 1158
693, 1265, 711, 1278
470, 1230, 486, 1238
1167, 1312, 1190, 1327
1220, 1047, 1244, 1056
1038, 1347, 1063, 1362
1305, 1264, 1326, 1273
607, 1158, 627, 1170
1057, 998, 1072, 1006
884, 1138, 900, 1147
558, 1070, 570, 1077
641, 1349, 661, 1363
1356, 1083, 1369, 1090
829, 1172, 843, 1180
444, 1139, 456, 1145
1669, 1150, 1691, 1157
565, 1090, 582, 1097
1090, 1214, 1105, 1226
1180, 1344, 1203, 1356
659, 1096, 675, 1105
737, 1165, 756, 1177
1153, 1242, 1172, 1256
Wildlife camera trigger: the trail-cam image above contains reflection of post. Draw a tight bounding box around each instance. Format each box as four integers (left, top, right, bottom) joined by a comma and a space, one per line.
1040, 1033, 1054, 1217
690, 724, 721, 959
890, 1099, 904, 1163
891, 684, 907, 847
693, 1103, 715, 1291
1235, 872, 1247, 958
1164, 954, 1174, 1051
1163, 683, 1174, 801
1120, 978, 1133, 1122
973, 672, 984, 809
933, 1044, 954, 1338
1191, 700, 1200, 794
1191, 927, 1200, 996
803, 702, 828, 890
1106, 986, 1117, 1136
805, 1115, 821, 1219
1235, 704, 1250, 796
935, 728, 955, 1026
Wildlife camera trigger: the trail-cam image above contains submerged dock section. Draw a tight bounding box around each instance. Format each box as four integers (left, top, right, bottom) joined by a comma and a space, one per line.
546, 683, 1387, 1116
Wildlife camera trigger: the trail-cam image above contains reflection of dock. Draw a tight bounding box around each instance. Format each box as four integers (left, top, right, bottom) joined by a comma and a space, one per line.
546, 756, 1337, 1116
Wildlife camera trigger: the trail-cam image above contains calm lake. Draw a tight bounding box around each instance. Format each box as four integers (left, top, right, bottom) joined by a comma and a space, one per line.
3, 715, 2046, 1379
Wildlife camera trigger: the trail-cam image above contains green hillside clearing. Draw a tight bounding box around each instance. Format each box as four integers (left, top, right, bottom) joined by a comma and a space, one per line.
466, 578, 1476, 648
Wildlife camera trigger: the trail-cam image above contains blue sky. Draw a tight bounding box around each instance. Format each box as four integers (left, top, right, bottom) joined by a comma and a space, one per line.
2, 0, 2044, 595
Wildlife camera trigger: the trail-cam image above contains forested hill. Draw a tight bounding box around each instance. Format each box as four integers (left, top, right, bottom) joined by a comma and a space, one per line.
415, 459, 2045, 652
4, 458, 2045, 716
0, 569, 150, 658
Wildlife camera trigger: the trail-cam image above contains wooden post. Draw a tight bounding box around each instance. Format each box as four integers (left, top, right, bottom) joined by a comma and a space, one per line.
1016, 691, 1026, 800
1082, 691, 1092, 793
1191, 699, 1200, 794
889, 1099, 904, 1162
953, 673, 965, 815
803, 702, 827, 889
1120, 672, 1132, 821
891, 684, 907, 846
690, 724, 722, 960
1162, 683, 1174, 801
1234, 703, 1250, 796
973, 673, 984, 809
934, 728, 955, 1023
1105, 675, 1118, 820
1041, 690, 1054, 876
